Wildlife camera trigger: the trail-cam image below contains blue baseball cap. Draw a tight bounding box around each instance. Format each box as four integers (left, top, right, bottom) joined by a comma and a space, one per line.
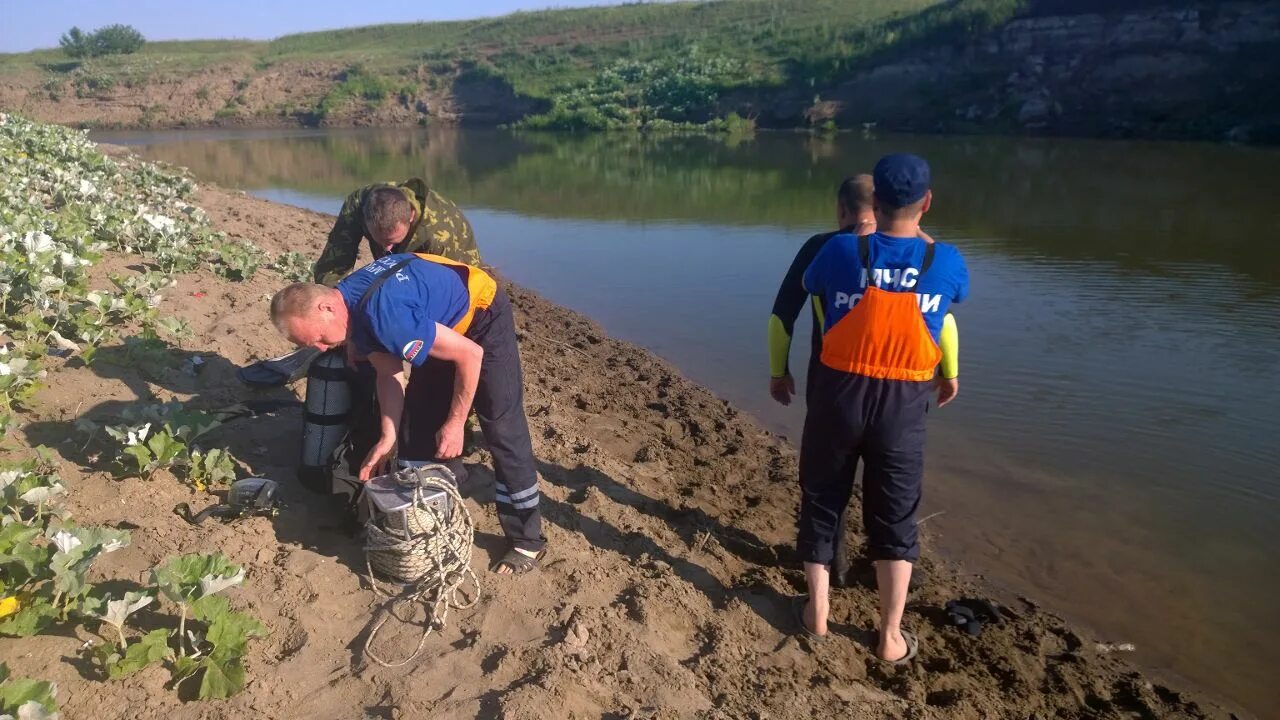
873, 153, 931, 208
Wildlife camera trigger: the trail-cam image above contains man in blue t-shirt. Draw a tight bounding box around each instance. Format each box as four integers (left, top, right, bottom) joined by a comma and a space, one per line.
335, 255, 474, 367
803, 214, 969, 347
793, 154, 969, 665
766, 173, 962, 589
269, 254, 546, 576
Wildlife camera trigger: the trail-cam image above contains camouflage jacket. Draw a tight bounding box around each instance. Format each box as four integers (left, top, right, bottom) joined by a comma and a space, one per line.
312, 178, 481, 285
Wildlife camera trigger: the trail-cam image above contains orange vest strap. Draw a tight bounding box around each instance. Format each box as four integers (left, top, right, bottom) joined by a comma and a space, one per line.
412, 253, 497, 335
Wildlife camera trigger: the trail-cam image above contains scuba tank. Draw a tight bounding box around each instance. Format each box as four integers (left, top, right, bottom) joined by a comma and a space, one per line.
298, 348, 350, 494
300, 256, 416, 497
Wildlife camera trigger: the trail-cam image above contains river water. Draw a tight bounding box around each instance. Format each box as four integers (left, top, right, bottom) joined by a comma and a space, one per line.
98, 127, 1280, 716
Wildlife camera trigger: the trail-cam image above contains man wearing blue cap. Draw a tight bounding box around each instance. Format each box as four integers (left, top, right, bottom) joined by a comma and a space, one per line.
767, 174, 961, 589
794, 153, 969, 664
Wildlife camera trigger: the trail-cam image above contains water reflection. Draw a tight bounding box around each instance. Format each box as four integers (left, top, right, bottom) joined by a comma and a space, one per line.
108, 127, 1280, 285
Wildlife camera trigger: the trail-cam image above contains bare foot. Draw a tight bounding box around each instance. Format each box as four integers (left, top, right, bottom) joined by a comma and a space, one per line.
803, 597, 829, 637
876, 628, 908, 662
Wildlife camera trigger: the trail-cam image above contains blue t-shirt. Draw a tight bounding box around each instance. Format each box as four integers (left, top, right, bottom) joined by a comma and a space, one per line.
336, 255, 472, 367
803, 231, 969, 342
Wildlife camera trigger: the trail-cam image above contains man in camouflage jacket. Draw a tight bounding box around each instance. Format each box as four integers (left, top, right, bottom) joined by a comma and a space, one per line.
309, 178, 482, 490
312, 178, 481, 285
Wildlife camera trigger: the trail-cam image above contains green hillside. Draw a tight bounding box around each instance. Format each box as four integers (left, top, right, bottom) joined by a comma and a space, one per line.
2, 0, 1021, 82
258, 0, 1019, 91
0, 0, 1025, 129
3, 0, 1267, 142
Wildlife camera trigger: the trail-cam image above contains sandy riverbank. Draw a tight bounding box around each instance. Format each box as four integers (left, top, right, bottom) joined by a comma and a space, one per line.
0, 149, 1239, 719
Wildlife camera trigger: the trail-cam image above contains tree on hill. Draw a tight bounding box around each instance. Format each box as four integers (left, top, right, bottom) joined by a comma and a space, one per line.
59, 27, 89, 58
59, 24, 146, 59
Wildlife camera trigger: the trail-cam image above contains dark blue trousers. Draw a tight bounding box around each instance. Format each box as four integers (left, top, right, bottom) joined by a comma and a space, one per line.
798, 363, 931, 564
401, 289, 545, 553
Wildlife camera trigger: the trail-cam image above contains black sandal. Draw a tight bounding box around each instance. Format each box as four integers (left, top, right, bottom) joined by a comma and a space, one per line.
492, 547, 545, 575
793, 596, 828, 642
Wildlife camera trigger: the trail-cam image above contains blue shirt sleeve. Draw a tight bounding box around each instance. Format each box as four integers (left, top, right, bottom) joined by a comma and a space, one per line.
947, 245, 970, 304
362, 291, 437, 368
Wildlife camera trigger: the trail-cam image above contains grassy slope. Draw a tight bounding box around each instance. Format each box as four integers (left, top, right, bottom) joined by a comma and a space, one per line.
0, 0, 1022, 99
7, 0, 1249, 139
0, 40, 258, 74
260, 0, 949, 92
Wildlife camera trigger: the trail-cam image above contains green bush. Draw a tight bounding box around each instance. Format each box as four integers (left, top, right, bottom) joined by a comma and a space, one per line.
42, 77, 65, 102
73, 71, 116, 99
517, 52, 749, 131
520, 104, 613, 132
60, 24, 146, 59
59, 27, 90, 59
91, 25, 146, 56
315, 65, 400, 119
709, 112, 757, 136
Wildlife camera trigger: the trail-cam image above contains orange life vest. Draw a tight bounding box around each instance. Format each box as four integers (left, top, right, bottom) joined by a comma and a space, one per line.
818, 236, 941, 382
411, 253, 497, 336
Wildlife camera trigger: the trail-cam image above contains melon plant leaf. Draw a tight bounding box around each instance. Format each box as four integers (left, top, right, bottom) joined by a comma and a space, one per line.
0, 469, 64, 514
0, 599, 58, 638
97, 591, 153, 634
206, 609, 266, 659
145, 431, 186, 470
47, 526, 130, 597
0, 677, 57, 714
107, 629, 170, 679
15, 485, 63, 505
183, 597, 265, 700
74, 527, 129, 554
198, 568, 244, 598
0, 541, 52, 586
169, 654, 199, 683
14, 699, 59, 720
0, 526, 45, 583
187, 448, 236, 488
196, 654, 245, 700
0, 524, 40, 551
47, 532, 79, 555
119, 445, 154, 478
190, 594, 229, 623
75, 585, 103, 617
150, 553, 241, 604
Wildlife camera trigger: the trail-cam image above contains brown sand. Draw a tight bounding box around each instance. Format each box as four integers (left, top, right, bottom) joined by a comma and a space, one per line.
0, 154, 1239, 719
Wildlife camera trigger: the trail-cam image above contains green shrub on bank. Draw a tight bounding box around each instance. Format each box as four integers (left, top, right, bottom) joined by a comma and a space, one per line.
517, 52, 752, 131
59, 25, 146, 59
315, 64, 409, 120
709, 112, 758, 136
73, 71, 116, 99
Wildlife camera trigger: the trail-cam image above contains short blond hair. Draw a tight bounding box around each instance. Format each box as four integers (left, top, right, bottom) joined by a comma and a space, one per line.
269, 283, 330, 331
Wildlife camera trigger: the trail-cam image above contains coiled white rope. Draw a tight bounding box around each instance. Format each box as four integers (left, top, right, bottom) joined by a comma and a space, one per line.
362, 465, 480, 668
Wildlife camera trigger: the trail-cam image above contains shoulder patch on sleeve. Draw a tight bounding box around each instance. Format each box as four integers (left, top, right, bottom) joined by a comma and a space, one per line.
401, 340, 425, 362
